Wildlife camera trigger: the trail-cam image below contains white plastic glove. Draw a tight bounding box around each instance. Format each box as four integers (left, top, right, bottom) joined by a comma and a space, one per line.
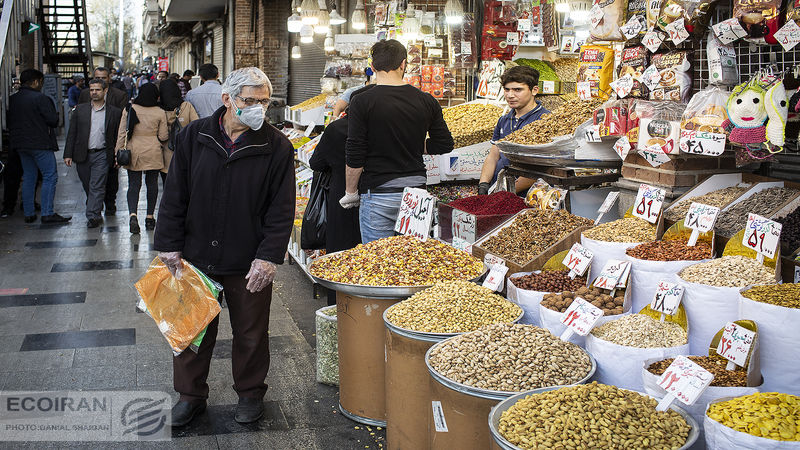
245, 259, 277, 293
339, 191, 360, 209
159, 251, 184, 279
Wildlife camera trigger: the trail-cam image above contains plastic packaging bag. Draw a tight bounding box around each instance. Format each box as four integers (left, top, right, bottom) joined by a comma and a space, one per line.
656, 0, 719, 37
649, 51, 693, 104
590, 0, 626, 41
707, 34, 738, 86
315, 306, 339, 386
300, 171, 330, 250
704, 397, 800, 449
733, 0, 782, 44
524, 179, 567, 210
636, 100, 686, 154
578, 45, 615, 100
680, 86, 730, 136
135, 257, 222, 355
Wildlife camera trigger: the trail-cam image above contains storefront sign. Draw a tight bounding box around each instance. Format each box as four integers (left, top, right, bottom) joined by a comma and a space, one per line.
157, 57, 169, 72
633, 183, 665, 224
712, 18, 748, 45
742, 213, 781, 260
394, 188, 436, 240
560, 297, 604, 338
451, 210, 477, 243
656, 355, 714, 409
563, 243, 593, 278
716, 322, 756, 368
650, 281, 684, 315
679, 130, 726, 156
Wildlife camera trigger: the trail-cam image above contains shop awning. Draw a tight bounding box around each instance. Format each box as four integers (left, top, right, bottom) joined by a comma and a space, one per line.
161, 0, 225, 22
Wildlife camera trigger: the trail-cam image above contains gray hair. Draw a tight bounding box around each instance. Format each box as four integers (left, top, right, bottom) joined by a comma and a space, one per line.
221, 67, 273, 100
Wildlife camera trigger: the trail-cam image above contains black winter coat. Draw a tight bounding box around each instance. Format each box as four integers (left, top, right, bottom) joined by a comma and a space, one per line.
64, 103, 123, 165
7, 86, 60, 151
154, 106, 296, 275
309, 118, 361, 253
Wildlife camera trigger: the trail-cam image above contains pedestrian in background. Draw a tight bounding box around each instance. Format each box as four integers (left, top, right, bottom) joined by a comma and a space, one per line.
158, 79, 199, 183
64, 78, 123, 228
178, 70, 194, 99
185, 64, 222, 118
68, 74, 84, 108
115, 83, 168, 234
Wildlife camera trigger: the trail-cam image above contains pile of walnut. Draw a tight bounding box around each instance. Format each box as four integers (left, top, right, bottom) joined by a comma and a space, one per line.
502, 96, 603, 145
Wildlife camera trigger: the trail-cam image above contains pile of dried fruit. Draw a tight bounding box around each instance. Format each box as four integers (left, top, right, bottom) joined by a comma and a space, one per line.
502, 97, 604, 145
648, 356, 748, 387
626, 240, 712, 261
442, 103, 505, 148
541, 286, 625, 315
707, 393, 800, 441
510, 270, 587, 292
447, 191, 528, 216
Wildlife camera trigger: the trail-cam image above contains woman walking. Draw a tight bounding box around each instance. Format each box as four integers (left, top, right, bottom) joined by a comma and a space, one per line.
158, 79, 199, 182
116, 83, 168, 234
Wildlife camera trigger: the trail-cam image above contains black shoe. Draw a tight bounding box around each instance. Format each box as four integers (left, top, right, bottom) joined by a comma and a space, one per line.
170, 400, 206, 427
41, 213, 71, 224
87, 218, 102, 228
105, 205, 116, 215
234, 397, 264, 424
0, 209, 12, 218
130, 216, 140, 234
24, 215, 37, 223
145, 217, 156, 230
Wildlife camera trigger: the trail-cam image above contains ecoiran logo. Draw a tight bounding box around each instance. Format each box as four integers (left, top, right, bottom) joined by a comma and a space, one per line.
0, 391, 171, 441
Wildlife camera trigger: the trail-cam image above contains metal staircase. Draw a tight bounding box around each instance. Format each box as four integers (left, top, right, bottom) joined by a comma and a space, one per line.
38, 0, 92, 85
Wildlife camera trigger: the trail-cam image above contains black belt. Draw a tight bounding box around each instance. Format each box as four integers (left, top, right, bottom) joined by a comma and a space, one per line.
88, 148, 106, 153
368, 185, 425, 194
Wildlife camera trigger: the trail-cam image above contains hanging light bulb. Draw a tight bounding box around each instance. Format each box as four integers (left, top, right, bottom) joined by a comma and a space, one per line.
287, 0, 303, 32
315, 10, 331, 34
291, 45, 302, 58
300, 24, 314, 43
444, 0, 464, 24
324, 31, 335, 51
329, 5, 347, 25
351, 1, 367, 30
300, 0, 320, 25
555, 0, 571, 13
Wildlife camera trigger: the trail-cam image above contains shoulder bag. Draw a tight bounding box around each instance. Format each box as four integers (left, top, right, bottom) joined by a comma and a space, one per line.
116, 104, 132, 166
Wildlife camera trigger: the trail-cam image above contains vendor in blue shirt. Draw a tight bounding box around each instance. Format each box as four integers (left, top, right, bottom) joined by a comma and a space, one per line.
478, 66, 550, 195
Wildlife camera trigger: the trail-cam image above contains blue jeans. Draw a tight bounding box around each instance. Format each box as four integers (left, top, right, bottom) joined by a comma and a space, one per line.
359, 191, 402, 244
18, 149, 57, 217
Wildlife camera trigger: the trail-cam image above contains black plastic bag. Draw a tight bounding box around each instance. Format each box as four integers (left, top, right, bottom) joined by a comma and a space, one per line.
301, 171, 331, 250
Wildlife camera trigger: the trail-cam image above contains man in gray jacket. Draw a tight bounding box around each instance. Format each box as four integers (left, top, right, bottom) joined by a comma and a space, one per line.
64, 79, 123, 228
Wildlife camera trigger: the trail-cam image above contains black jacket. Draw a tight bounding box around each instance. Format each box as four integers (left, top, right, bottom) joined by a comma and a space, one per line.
78, 86, 129, 110
154, 106, 296, 275
64, 103, 123, 165
309, 117, 361, 253
7, 86, 60, 151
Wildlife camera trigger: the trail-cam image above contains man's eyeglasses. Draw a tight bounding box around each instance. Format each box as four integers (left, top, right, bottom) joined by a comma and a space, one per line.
236, 95, 271, 107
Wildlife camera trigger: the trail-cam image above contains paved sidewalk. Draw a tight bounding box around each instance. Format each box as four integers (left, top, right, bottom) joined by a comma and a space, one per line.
0, 148, 385, 449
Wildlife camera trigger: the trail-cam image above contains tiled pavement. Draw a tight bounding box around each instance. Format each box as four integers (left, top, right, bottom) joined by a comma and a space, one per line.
0, 147, 385, 448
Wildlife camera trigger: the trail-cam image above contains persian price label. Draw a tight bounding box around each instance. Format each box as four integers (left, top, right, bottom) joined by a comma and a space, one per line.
650, 281, 684, 315
742, 213, 782, 259
585, 124, 602, 143
621, 15, 645, 39
593, 259, 630, 290
657, 355, 714, 408
679, 130, 726, 156
563, 243, 594, 277
451, 210, 477, 243
712, 18, 748, 45
595, 191, 620, 225
642, 65, 662, 91
482, 262, 509, 292
665, 18, 689, 45
774, 20, 800, 52
613, 136, 631, 160
394, 188, 436, 240
685, 202, 720, 234
638, 144, 671, 167
716, 322, 756, 367
577, 81, 592, 100
589, 4, 604, 29
560, 297, 604, 336
506, 32, 520, 46
611, 74, 635, 98
633, 183, 665, 224
643, 30, 665, 53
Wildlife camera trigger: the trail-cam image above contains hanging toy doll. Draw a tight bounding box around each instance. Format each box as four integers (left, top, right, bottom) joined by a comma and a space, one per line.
723, 79, 769, 153
765, 81, 789, 151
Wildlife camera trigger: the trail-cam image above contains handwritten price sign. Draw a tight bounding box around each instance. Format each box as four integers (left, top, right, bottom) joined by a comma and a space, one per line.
643, 30, 665, 53
613, 137, 631, 160
656, 355, 714, 408
560, 297, 604, 337
563, 243, 594, 277
665, 18, 690, 45
585, 124, 602, 143
577, 81, 592, 100
482, 262, 509, 292
633, 183, 666, 224
650, 281, 684, 315
620, 14, 645, 39
716, 322, 756, 367
638, 144, 671, 168
451, 210, 477, 243
742, 213, 782, 259
774, 19, 800, 51
394, 188, 436, 241
593, 260, 630, 291
589, 4, 604, 29
685, 202, 720, 234
712, 18, 748, 45
642, 65, 662, 91
611, 74, 634, 98
679, 130, 726, 156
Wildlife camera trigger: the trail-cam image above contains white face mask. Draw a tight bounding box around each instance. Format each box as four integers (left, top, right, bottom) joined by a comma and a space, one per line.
233, 102, 265, 130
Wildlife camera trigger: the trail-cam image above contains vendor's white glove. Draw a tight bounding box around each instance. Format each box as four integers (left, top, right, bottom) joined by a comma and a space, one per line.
245, 259, 277, 293
339, 191, 360, 209
159, 251, 184, 279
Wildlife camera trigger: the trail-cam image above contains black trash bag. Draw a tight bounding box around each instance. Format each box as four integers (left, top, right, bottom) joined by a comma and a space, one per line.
300, 171, 331, 250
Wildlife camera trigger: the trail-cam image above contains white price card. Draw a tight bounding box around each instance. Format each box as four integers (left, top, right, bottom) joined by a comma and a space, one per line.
716, 322, 756, 368
775, 20, 800, 51
577, 81, 592, 100
642, 64, 662, 91
610, 74, 634, 98
451, 237, 473, 254
679, 129, 727, 156
795, 266, 800, 283
620, 14, 645, 39
613, 136, 631, 160
542, 80, 556, 94
482, 262, 509, 292
304, 122, 316, 137
394, 187, 436, 241
461, 41, 472, 55
484, 253, 505, 268
615, 262, 632, 288
506, 32, 520, 46
589, 4, 604, 29
593, 259, 631, 291
656, 355, 715, 409
595, 191, 620, 224
650, 281, 684, 315
585, 124, 602, 143
451, 210, 477, 243
560, 297, 604, 338
431, 401, 448, 432
712, 18, 748, 45
563, 243, 594, 278
638, 144, 671, 167
633, 183, 666, 224
642, 30, 665, 53
742, 213, 782, 260
517, 18, 532, 32
665, 18, 690, 45
685, 202, 720, 234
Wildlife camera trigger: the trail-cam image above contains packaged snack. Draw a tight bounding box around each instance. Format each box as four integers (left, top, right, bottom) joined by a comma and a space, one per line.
636, 100, 687, 153
649, 51, 692, 103
421, 82, 433, 93
404, 75, 422, 89
680, 86, 730, 134
590, 0, 627, 41
707, 33, 738, 86
431, 82, 445, 98
656, 0, 720, 37
628, 99, 642, 147
421, 65, 433, 83
647, 0, 664, 30
432, 65, 445, 83
578, 45, 615, 100
627, 0, 648, 36
618, 45, 650, 98
733, 0, 782, 44
594, 100, 626, 137
790, 0, 800, 26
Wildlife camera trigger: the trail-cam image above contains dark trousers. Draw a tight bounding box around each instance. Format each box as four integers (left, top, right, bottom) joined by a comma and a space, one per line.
2, 148, 23, 211
173, 275, 272, 402
75, 151, 108, 220
127, 169, 159, 215
105, 166, 119, 210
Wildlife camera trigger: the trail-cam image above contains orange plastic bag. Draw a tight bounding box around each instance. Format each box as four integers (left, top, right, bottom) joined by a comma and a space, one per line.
135, 257, 222, 355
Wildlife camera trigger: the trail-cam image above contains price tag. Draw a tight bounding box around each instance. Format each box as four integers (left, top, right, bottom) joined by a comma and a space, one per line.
585, 124, 602, 142
656, 355, 714, 410
560, 297, 604, 339
424, 36, 437, 46
451, 237, 473, 254
679, 129, 727, 156
563, 243, 594, 278
595, 191, 620, 224
610, 74, 634, 98
304, 122, 316, 137
589, 4, 604, 29
742, 213, 782, 260
642, 65, 662, 91
482, 262, 509, 292
461, 41, 472, 55
633, 183, 666, 224
506, 32, 520, 46
650, 281, 684, 315
665, 18, 690, 45
394, 187, 436, 241
428, 48, 443, 58
577, 81, 592, 100
685, 202, 720, 234
542, 80, 556, 94
795, 266, 800, 283
642, 30, 665, 53
774, 20, 800, 51
451, 210, 477, 243
593, 260, 630, 291
484, 253, 505, 268
613, 136, 631, 160
712, 18, 748, 45
638, 144, 671, 168
716, 322, 756, 368
431, 401, 448, 432
517, 18, 532, 32
620, 15, 645, 39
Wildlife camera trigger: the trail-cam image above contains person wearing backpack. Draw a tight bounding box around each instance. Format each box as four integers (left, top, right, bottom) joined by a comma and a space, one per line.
158, 79, 199, 183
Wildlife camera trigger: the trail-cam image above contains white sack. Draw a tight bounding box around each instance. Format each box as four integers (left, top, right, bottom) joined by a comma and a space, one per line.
582, 236, 642, 284
506, 272, 548, 326
704, 397, 800, 450
677, 277, 740, 354
538, 288, 632, 348
627, 256, 711, 313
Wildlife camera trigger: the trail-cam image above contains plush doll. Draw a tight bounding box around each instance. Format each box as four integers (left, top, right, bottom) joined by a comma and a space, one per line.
765, 81, 788, 150
723, 79, 769, 152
